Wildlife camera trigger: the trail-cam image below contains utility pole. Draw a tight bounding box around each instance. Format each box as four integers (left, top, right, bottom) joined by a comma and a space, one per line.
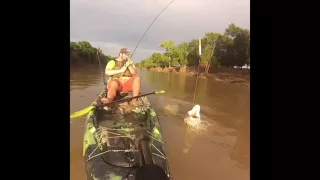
192, 38, 202, 105
199, 38, 202, 56
198, 38, 202, 66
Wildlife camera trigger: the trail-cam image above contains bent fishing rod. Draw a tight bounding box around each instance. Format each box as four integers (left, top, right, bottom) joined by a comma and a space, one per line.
97, 0, 177, 82
119, 0, 176, 78
130, 0, 176, 59
78, 0, 176, 96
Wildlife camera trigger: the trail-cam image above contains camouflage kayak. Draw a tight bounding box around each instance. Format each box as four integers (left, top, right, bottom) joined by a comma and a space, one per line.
83, 90, 171, 180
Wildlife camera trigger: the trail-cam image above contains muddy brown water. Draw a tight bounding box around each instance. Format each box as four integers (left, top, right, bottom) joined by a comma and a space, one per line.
70, 66, 250, 180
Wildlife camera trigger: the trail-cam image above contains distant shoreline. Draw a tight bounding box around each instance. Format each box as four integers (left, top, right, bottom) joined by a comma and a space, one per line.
139, 66, 250, 88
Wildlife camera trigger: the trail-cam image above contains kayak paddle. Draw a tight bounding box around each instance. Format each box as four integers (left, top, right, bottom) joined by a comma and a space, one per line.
70, 90, 165, 119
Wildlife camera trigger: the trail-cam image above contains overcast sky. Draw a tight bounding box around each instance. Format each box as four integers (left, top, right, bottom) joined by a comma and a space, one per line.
70, 0, 250, 63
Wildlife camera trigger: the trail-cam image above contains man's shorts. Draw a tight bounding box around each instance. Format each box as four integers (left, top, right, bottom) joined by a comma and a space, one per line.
107, 75, 137, 93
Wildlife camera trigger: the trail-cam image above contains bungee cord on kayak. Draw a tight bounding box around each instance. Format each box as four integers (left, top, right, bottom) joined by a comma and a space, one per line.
82, 89, 171, 179
86, 126, 165, 162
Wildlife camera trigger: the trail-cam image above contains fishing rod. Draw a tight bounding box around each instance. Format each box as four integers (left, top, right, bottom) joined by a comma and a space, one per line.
119, 0, 176, 78
130, 0, 176, 59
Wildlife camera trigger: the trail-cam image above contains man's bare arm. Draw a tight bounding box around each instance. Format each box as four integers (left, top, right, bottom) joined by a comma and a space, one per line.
105, 69, 124, 76
127, 65, 137, 75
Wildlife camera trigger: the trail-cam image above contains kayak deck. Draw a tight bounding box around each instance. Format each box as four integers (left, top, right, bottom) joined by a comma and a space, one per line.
83, 90, 171, 180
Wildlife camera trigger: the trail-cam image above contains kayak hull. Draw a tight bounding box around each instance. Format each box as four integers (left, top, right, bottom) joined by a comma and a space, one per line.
83, 90, 171, 180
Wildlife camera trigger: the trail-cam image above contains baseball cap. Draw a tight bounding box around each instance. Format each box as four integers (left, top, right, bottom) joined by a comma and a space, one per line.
120, 48, 130, 55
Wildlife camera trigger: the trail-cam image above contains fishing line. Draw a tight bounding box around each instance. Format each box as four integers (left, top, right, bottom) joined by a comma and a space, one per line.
192, 40, 216, 104
119, 0, 176, 79
192, 38, 202, 105
192, 61, 200, 105
96, 48, 107, 86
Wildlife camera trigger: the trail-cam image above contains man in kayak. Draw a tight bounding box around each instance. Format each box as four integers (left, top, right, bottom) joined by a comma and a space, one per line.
101, 48, 141, 106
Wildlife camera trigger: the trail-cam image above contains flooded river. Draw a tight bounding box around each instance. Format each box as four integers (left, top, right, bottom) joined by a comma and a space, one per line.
70, 66, 250, 180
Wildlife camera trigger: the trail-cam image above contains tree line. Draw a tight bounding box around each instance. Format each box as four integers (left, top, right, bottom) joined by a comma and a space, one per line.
70, 41, 116, 66
135, 23, 250, 74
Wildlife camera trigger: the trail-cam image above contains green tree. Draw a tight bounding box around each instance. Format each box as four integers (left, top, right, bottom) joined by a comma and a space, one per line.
136, 23, 250, 70
151, 53, 164, 67
70, 41, 113, 66
176, 42, 189, 66
159, 40, 177, 67
201, 32, 221, 74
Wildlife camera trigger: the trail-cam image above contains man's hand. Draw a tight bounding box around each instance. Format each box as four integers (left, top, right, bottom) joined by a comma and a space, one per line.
120, 66, 127, 73
125, 60, 133, 67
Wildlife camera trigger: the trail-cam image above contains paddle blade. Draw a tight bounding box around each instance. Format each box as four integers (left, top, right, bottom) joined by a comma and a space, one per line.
155, 90, 165, 94
70, 106, 95, 119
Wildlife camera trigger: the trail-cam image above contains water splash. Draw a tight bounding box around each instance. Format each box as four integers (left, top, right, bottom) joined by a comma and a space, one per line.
185, 120, 211, 133
164, 103, 212, 133
184, 105, 211, 133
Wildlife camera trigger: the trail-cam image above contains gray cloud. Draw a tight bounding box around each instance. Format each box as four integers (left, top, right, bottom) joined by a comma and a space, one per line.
71, 0, 250, 62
